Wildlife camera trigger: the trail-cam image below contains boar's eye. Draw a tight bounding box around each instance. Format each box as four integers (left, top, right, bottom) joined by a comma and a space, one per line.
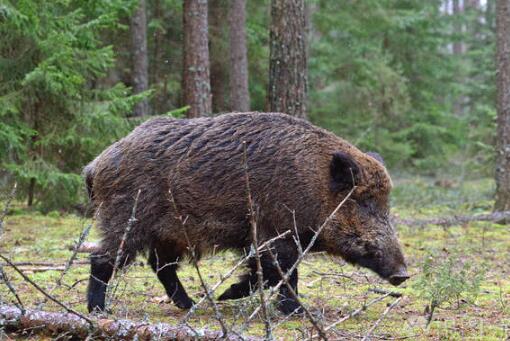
330, 152, 360, 193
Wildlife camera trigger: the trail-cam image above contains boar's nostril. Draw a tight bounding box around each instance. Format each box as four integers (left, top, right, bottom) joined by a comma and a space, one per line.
388, 274, 409, 286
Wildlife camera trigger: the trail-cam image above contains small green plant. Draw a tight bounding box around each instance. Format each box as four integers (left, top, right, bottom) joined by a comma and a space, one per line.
413, 252, 485, 326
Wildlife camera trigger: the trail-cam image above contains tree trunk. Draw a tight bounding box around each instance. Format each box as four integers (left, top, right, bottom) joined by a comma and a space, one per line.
495, 0, 510, 211
131, 0, 150, 117
268, 0, 308, 119
453, 0, 464, 55
183, 0, 212, 118
209, 0, 229, 113
151, 0, 165, 115
229, 0, 250, 112
466, 0, 480, 8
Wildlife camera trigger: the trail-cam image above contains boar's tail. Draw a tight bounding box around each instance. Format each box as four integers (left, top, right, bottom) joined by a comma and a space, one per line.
83, 163, 95, 201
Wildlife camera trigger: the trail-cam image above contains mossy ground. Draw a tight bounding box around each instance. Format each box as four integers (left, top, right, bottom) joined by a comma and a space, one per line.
1, 177, 509, 340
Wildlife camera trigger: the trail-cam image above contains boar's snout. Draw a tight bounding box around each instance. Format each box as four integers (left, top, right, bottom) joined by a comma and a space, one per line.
388, 266, 409, 286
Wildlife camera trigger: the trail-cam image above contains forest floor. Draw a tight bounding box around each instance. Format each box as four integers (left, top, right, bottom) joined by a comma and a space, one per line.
0, 177, 509, 340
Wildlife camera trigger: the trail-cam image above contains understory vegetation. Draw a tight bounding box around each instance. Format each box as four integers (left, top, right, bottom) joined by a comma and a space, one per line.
1, 178, 508, 340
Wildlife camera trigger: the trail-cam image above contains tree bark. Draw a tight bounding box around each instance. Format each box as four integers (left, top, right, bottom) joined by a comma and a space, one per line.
131, 0, 150, 117
183, 0, 212, 118
453, 0, 464, 55
495, 0, 510, 211
209, 0, 229, 113
229, 0, 250, 112
268, 0, 308, 119
466, 0, 480, 8
0, 304, 256, 340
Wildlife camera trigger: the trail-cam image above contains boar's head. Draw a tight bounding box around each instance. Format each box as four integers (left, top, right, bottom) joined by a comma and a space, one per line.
322, 151, 408, 286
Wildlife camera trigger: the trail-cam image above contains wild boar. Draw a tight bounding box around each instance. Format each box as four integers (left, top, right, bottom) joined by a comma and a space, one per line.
84, 112, 408, 315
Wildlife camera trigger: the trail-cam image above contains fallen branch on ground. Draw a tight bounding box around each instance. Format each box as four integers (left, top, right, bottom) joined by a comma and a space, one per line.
67, 242, 99, 253
392, 210, 510, 228
7, 266, 66, 273
0, 260, 89, 267
0, 304, 258, 340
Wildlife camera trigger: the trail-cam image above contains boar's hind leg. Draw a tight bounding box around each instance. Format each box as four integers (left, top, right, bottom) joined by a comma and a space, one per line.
87, 247, 134, 313
148, 246, 195, 309
264, 247, 303, 316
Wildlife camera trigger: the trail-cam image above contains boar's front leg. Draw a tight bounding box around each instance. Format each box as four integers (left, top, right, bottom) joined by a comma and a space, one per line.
148, 245, 195, 309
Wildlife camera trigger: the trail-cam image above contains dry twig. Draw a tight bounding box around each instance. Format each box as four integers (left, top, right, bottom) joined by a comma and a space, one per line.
168, 189, 230, 339
105, 190, 141, 311
0, 254, 92, 325
242, 187, 356, 330
266, 246, 327, 340
242, 141, 272, 340
361, 296, 403, 341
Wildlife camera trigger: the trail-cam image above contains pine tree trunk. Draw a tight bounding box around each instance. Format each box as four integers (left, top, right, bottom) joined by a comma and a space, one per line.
183, 0, 212, 118
495, 0, 510, 211
453, 0, 464, 55
229, 0, 250, 112
151, 0, 165, 115
131, 0, 150, 117
209, 0, 229, 113
268, 0, 308, 119
466, 0, 480, 8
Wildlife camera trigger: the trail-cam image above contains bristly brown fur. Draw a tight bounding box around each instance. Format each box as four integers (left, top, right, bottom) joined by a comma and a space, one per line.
85, 112, 406, 314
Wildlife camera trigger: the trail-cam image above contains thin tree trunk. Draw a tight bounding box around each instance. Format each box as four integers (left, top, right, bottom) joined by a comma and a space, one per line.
268, 0, 308, 119
183, 0, 212, 118
495, 0, 510, 211
209, 0, 229, 113
131, 0, 150, 117
151, 0, 165, 114
229, 0, 250, 112
27, 178, 35, 207
453, 0, 464, 55
466, 0, 480, 8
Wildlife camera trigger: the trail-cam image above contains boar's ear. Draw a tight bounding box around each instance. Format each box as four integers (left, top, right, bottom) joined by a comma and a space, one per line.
330, 152, 360, 192
366, 151, 385, 165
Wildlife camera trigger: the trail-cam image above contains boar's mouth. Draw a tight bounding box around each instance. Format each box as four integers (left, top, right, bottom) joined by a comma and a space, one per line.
348, 255, 409, 286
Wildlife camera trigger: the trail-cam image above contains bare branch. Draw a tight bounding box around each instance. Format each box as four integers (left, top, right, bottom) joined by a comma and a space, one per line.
181, 230, 292, 324
57, 209, 97, 286
0, 267, 24, 313
168, 189, 230, 338
0, 254, 93, 325
361, 296, 402, 341
242, 140, 272, 340
266, 246, 327, 340
105, 190, 141, 311
242, 187, 356, 328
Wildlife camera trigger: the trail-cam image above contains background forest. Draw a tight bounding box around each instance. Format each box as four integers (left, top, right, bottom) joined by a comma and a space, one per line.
0, 0, 498, 211
1, 1, 510, 340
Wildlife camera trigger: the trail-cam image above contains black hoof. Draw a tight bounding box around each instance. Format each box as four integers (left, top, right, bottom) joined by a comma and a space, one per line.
218, 284, 250, 301
87, 298, 105, 314
174, 297, 195, 310
278, 300, 303, 316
